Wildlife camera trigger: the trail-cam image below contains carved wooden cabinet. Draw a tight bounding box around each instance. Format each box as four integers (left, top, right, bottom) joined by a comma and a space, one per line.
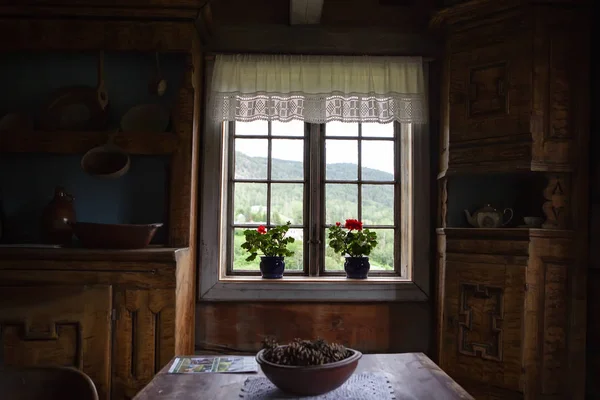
0, 247, 194, 400
433, 1, 589, 399
433, 0, 587, 176
437, 229, 578, 399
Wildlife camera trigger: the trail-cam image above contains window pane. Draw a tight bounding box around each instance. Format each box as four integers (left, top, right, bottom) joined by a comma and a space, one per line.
282, 229, 304, 271
272, 139, 304, 181
362, 184, 394, 226
325, 184, 358, 225
272, 120, 304, 137
326, 140, 357, 180
367, 229, 395, 271
362, 122, 394, 138
324, 241, 344, 272
325, 121, 358, 137
235, 139, 268, 179
233, 183, 267, 225
362, 140, 394, 181
233, 227, 260, 271
232, 227, 304, 272
271, 183, 304, 225
235, 120, 268, 136
324, 228, 394, 272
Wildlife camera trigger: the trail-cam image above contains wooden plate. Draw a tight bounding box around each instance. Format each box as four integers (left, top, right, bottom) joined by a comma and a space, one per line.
39, 85, 108, 131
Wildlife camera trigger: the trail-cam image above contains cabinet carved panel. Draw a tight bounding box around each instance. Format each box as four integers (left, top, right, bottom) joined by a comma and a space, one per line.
442, 261, 525, 392
112, 289, 176, 400
458, 283, 503, 361
542, 174, 570, 229
0, 285, 112, 400
449, 37, 531, 144
467, 62, 508, 117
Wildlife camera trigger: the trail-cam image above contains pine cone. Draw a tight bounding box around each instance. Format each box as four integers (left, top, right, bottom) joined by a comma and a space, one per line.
262, 338, 351, 366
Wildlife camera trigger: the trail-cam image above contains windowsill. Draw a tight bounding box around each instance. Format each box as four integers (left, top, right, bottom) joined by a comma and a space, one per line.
219, 275, 410, 283
199, 272, 428, 302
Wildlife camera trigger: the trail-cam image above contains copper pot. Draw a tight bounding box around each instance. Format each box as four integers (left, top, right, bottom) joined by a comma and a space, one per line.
41, 187, 76, 245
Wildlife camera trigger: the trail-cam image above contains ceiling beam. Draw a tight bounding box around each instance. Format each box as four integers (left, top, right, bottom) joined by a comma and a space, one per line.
290, 0, 324, 25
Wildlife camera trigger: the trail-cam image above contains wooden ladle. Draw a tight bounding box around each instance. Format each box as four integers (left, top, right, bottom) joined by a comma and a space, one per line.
81, 131, 130, 179
149, 52, 167, 97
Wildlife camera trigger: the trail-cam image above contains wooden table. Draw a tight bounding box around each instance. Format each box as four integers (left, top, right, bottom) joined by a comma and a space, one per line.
134, 353, 473, 400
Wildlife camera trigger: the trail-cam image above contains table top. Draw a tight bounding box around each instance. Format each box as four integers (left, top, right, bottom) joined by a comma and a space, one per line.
133, 352, 473, 400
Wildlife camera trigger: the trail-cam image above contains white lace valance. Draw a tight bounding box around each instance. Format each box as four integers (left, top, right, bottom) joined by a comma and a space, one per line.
210, 54, 427, 124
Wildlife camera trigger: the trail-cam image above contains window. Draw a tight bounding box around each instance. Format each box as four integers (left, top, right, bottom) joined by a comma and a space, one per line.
227, 120, 411, 278
199, 54, 430, 301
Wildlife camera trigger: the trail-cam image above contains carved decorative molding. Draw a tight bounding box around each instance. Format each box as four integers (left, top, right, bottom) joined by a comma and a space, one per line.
467, 62, 508, 117
542, 174, 570, 229
458, 283, 504, 361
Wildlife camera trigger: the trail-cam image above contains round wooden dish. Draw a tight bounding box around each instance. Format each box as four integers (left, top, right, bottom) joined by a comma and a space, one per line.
256, 347, 362, 396
71, 222, 162, 249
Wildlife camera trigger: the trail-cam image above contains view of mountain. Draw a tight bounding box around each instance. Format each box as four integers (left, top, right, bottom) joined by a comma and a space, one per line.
232, 151, 396, 272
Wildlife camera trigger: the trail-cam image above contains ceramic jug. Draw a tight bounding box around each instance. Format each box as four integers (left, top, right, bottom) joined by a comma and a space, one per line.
41, 186, 76, 245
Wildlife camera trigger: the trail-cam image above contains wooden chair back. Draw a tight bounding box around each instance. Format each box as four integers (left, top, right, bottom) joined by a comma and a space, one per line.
0, 366, 99, 400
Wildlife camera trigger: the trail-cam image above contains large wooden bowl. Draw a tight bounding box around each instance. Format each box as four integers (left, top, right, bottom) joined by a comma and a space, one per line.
256, 347, 362, 396
71, 222, 162, 249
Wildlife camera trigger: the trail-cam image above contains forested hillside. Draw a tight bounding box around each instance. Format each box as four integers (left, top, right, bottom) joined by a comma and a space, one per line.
233, 151, 395, 272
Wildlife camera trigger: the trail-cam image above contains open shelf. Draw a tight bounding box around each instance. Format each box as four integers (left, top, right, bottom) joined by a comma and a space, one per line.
437, 227, 574, 239
0, 245, 188, 262
0, 130, 179, 155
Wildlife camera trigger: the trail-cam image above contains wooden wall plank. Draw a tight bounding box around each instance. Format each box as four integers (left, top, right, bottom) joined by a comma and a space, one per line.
0, 19, 194, 52
195, 303, 431, 354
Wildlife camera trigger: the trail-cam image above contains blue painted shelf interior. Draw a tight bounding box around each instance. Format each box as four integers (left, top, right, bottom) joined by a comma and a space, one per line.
446, 173, 546, 228
0, 51, 187, 244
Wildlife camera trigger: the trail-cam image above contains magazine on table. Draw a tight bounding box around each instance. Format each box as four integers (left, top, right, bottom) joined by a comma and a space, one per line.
168, 356, 258, 374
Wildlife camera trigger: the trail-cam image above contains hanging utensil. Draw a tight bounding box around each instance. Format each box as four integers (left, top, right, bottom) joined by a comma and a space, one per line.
81, 130, 130, 179
96, 51, 109, 110
40, 51, 109, 131
148, 52, 167, 97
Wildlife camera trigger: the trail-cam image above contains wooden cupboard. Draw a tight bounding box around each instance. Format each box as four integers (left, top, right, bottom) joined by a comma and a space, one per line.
0, 247, 194, 400
432, 1, 589, 399
434, 0, 587, 177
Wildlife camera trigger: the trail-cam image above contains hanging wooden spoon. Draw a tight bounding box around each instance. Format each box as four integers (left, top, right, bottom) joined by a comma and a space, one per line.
97, 51, 109, 110
149, 52, 167, 97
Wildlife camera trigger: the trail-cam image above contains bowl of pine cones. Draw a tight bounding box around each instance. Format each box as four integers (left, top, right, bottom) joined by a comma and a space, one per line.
256, 338, 362, 396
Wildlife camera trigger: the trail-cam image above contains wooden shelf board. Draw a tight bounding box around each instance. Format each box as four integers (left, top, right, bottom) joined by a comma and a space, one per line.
0, 130, 179, 155
0, 245, 189, 263
437, 227, 574, 239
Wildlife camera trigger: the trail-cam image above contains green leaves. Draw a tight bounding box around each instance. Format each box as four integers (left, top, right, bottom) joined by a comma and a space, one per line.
241, 221, 296, 261
328, 222, 378, 257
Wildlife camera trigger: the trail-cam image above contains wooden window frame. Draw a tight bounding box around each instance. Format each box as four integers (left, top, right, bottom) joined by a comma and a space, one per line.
225, 121, 408, 278
198, 59, 430, 302
199, 121, 430, 302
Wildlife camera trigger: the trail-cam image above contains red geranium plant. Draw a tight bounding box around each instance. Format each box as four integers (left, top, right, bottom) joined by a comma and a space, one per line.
328, 219, 378, 258
241, 221, 295, 261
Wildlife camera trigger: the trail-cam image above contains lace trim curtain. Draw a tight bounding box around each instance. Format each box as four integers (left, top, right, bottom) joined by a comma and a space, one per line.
210, 54, 427, 124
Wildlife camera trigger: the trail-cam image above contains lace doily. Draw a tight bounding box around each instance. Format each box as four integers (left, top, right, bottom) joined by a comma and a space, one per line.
239, 372, 395, 399
211, 93, 426, 124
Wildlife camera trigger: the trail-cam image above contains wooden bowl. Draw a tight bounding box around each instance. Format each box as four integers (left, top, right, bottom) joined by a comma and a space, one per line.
71, 222, 162, 249
256, 347, 362, 396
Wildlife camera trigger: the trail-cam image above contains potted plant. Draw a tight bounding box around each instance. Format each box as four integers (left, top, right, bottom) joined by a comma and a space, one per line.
241, 221, 295, 279
328, 219, 378, 279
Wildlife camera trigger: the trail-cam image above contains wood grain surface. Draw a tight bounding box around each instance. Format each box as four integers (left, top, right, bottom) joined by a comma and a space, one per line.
134, 353, 474, 400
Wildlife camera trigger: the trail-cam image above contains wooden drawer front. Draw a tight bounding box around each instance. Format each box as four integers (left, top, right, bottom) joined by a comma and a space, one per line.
112, 289, 176, 400
0, 285, 112, 400
446, 238, 528, 257
441, 261, 525, 392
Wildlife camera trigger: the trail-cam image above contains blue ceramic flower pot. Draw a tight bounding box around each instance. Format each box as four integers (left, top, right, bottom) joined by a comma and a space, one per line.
344, 257, 370, 279
260, 256, 285, 279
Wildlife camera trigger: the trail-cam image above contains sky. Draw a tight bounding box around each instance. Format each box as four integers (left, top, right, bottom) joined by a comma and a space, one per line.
235, 120, 395, 174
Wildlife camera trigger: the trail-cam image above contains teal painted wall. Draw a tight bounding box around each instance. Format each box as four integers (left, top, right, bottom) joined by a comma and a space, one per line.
0, 52, 186, 244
